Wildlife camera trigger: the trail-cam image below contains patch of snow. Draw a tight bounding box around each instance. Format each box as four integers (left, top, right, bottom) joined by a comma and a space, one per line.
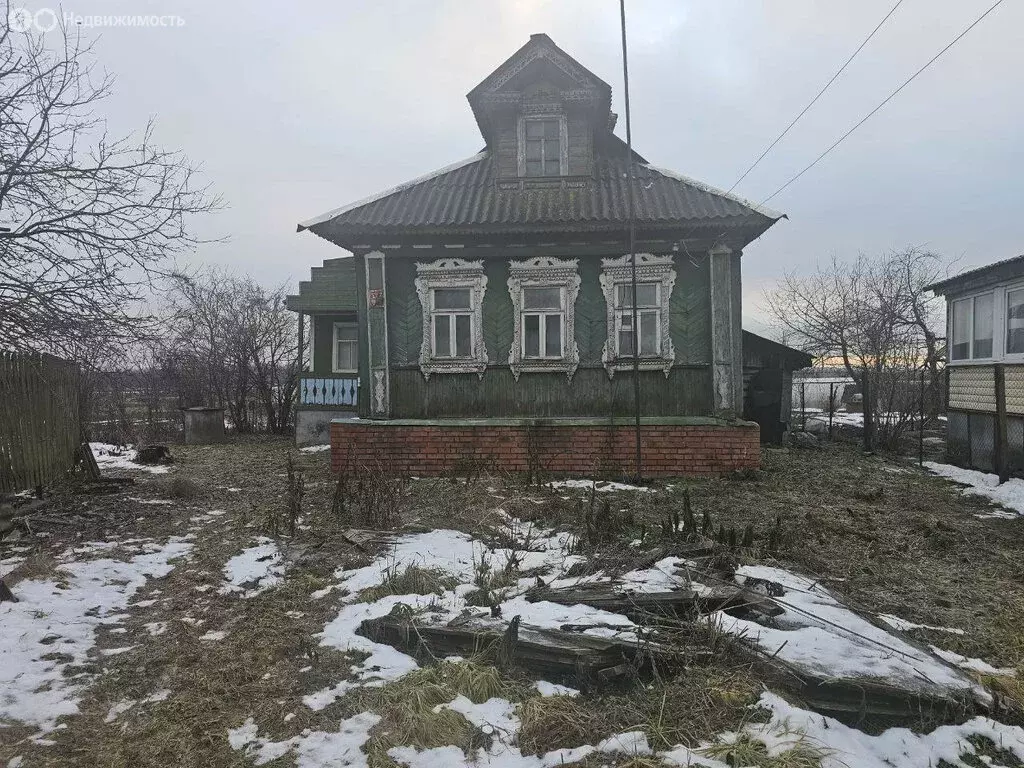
228, 711, 380, 768
534, 680, 580, 697
878, 614, 965, 635
7, 757, 25, 768
200, 630, 228, 642
89, 443, 171, 475
0, 537, 191, 734
101, 645, 136, 656
220, 538, 284, 597
924, 462, 1024, 516
0, 556, 26, 577
300, 445, 331, 453
929, 646, 1016, 676
126, 497, 174, 506
619, 556, 689, 593
596, 731, 652, 756
438, 696, 518, 741
545, 479, 653, 493
144, 621, 168, 636
714, 565, 986, 701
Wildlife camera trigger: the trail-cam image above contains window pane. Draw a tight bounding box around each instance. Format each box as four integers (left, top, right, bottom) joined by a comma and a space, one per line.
544, 159, 560, 176
524, 315, 540, 357
525, 140, 542, 161
640, 312, 658, 355
455, 315, 472, 357
433, 315, 451, 357
974, 294, 993, 358
543, 137, 559, 157
636, 283, 658, 306
951, 299, 970, 361
526, 120, 545, 138
619, 329, 634, 357
1008, 290, 1024, 354
545, 315, 562, 357
434, 288, 471, 310
543, 120, 559, 139
524, 287, 562, 309
525, 160, 542, 177
335, 324, 358, 341
337, 341, 358, 370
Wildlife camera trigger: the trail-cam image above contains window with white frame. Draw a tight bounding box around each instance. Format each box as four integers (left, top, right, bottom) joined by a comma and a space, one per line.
598, 254, 676, 378
507, 257, 580, 379
431, 288, 474, 358
414, 259, 488, 379
1007, 288, 1024, 355
614, 283, 661, 358
332, 323, 358, 373
519, 116, 566, 177
950, 293, 994, 361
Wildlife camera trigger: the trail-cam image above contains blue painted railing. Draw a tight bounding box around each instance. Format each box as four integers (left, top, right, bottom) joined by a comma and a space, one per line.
299, 376, 359, 407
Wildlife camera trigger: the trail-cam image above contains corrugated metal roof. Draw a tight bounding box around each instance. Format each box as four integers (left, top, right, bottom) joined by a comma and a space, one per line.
300, 146, 782, 244
925, 254, 1024, 296
286, 257, 358, 313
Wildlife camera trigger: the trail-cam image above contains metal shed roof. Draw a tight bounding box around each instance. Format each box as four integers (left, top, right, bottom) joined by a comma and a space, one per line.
925, 254, 1024, 296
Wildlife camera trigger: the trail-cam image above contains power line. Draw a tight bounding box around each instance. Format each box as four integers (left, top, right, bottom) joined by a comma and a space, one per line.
761, 0, 1007, 204
728, 0, 905, 193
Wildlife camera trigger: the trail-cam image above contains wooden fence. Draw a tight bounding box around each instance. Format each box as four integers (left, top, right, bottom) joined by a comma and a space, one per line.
0, 351, 81, 494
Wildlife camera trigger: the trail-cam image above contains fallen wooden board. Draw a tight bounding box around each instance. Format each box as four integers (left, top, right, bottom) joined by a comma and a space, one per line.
524, 583, 784, 619
359, 611, 685, 685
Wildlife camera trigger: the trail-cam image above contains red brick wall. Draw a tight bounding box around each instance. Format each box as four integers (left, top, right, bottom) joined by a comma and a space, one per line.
330, 420, 759, 478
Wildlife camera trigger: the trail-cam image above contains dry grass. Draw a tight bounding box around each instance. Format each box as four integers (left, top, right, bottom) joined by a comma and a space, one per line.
702, 731, 829, 768
518, 666, 761, 755
356, 564, 460, 603
161, 475, 202, 499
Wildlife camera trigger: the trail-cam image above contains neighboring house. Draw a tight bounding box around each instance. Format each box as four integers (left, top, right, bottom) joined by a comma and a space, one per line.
926, 254, 1024, 475
293, 34, 798, 476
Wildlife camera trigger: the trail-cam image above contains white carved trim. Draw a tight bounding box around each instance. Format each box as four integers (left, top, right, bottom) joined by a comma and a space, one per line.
599, 253, 677, 379
414, 259, 488, 380
506, 257, 581, 381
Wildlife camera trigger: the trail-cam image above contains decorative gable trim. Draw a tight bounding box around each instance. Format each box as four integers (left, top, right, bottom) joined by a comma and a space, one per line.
414, 259, 488, 380
507, 257, 581, 381
598, 253, 677, 379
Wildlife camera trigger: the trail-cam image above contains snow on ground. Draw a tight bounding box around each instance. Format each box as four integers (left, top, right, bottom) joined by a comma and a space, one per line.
878, 613, 965, 635
660, 691, 1024, 768
0, 537, 192, 734
924, 461, 1024, 516
229, 711, 380, 768
534, 681, 580, 697
545, 479, 653, 493
929, 645, 1016, 677
219, 538, 284, 597
299, 444, 332, 453
89, 443, 172, 474
713, 565, 986, 701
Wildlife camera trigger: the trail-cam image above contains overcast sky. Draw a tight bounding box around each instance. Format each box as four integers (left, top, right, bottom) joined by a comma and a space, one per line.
37, 0, 1024, 331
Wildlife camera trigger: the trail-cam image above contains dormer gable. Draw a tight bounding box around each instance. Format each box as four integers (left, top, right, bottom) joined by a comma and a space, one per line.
467, 34, 615, 180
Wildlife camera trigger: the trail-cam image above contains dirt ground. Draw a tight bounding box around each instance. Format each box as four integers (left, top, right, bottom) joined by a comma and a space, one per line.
1, 436, 1022, 767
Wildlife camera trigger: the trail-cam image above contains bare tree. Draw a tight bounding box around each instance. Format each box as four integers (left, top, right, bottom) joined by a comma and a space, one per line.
0, 12, 219, 355
766, 248, 946, 450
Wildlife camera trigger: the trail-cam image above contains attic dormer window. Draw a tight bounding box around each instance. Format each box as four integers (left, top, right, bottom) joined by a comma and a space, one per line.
518, 115, 566, 177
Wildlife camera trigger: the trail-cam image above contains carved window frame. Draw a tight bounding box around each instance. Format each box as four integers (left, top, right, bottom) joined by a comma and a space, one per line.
507, 257, 580, 380
598, 253, 676, 378
415, 259, 488, 380
517, 113, 568, 178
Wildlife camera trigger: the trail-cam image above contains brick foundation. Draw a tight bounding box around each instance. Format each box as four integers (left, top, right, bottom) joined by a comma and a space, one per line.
330, 417, 759, 478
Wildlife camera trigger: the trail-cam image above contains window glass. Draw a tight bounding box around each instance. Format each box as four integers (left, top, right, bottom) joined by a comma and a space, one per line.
523, 287, 562, 310
950, 299, 970, 360
545, 315, 562, 356
523, 118, 561, 177
454, 315, 472, 357
433, 288, 471, 310
616, 283, 658, 307
973, 294, 993, 358
1008, 289, 1024, 354
524, 315, 540, 357
639, 312, 658, 355
433, 314, 451, 357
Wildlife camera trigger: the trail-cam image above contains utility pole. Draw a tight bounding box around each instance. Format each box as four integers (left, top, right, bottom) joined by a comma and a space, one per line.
619, 0, 642, 484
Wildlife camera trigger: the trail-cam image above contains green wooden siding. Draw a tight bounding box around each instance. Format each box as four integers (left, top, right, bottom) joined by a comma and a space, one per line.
380, 252, 714, 418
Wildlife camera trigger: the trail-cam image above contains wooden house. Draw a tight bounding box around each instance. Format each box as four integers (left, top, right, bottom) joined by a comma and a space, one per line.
292, 34, 798, 476
927, 254, 1024, 475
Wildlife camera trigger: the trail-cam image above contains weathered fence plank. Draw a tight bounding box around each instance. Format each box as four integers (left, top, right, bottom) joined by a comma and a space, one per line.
0, 352, 80, 494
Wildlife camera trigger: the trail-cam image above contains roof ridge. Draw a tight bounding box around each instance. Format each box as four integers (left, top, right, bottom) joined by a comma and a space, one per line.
297, 152, 488, 232
641, 163, 785, 221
